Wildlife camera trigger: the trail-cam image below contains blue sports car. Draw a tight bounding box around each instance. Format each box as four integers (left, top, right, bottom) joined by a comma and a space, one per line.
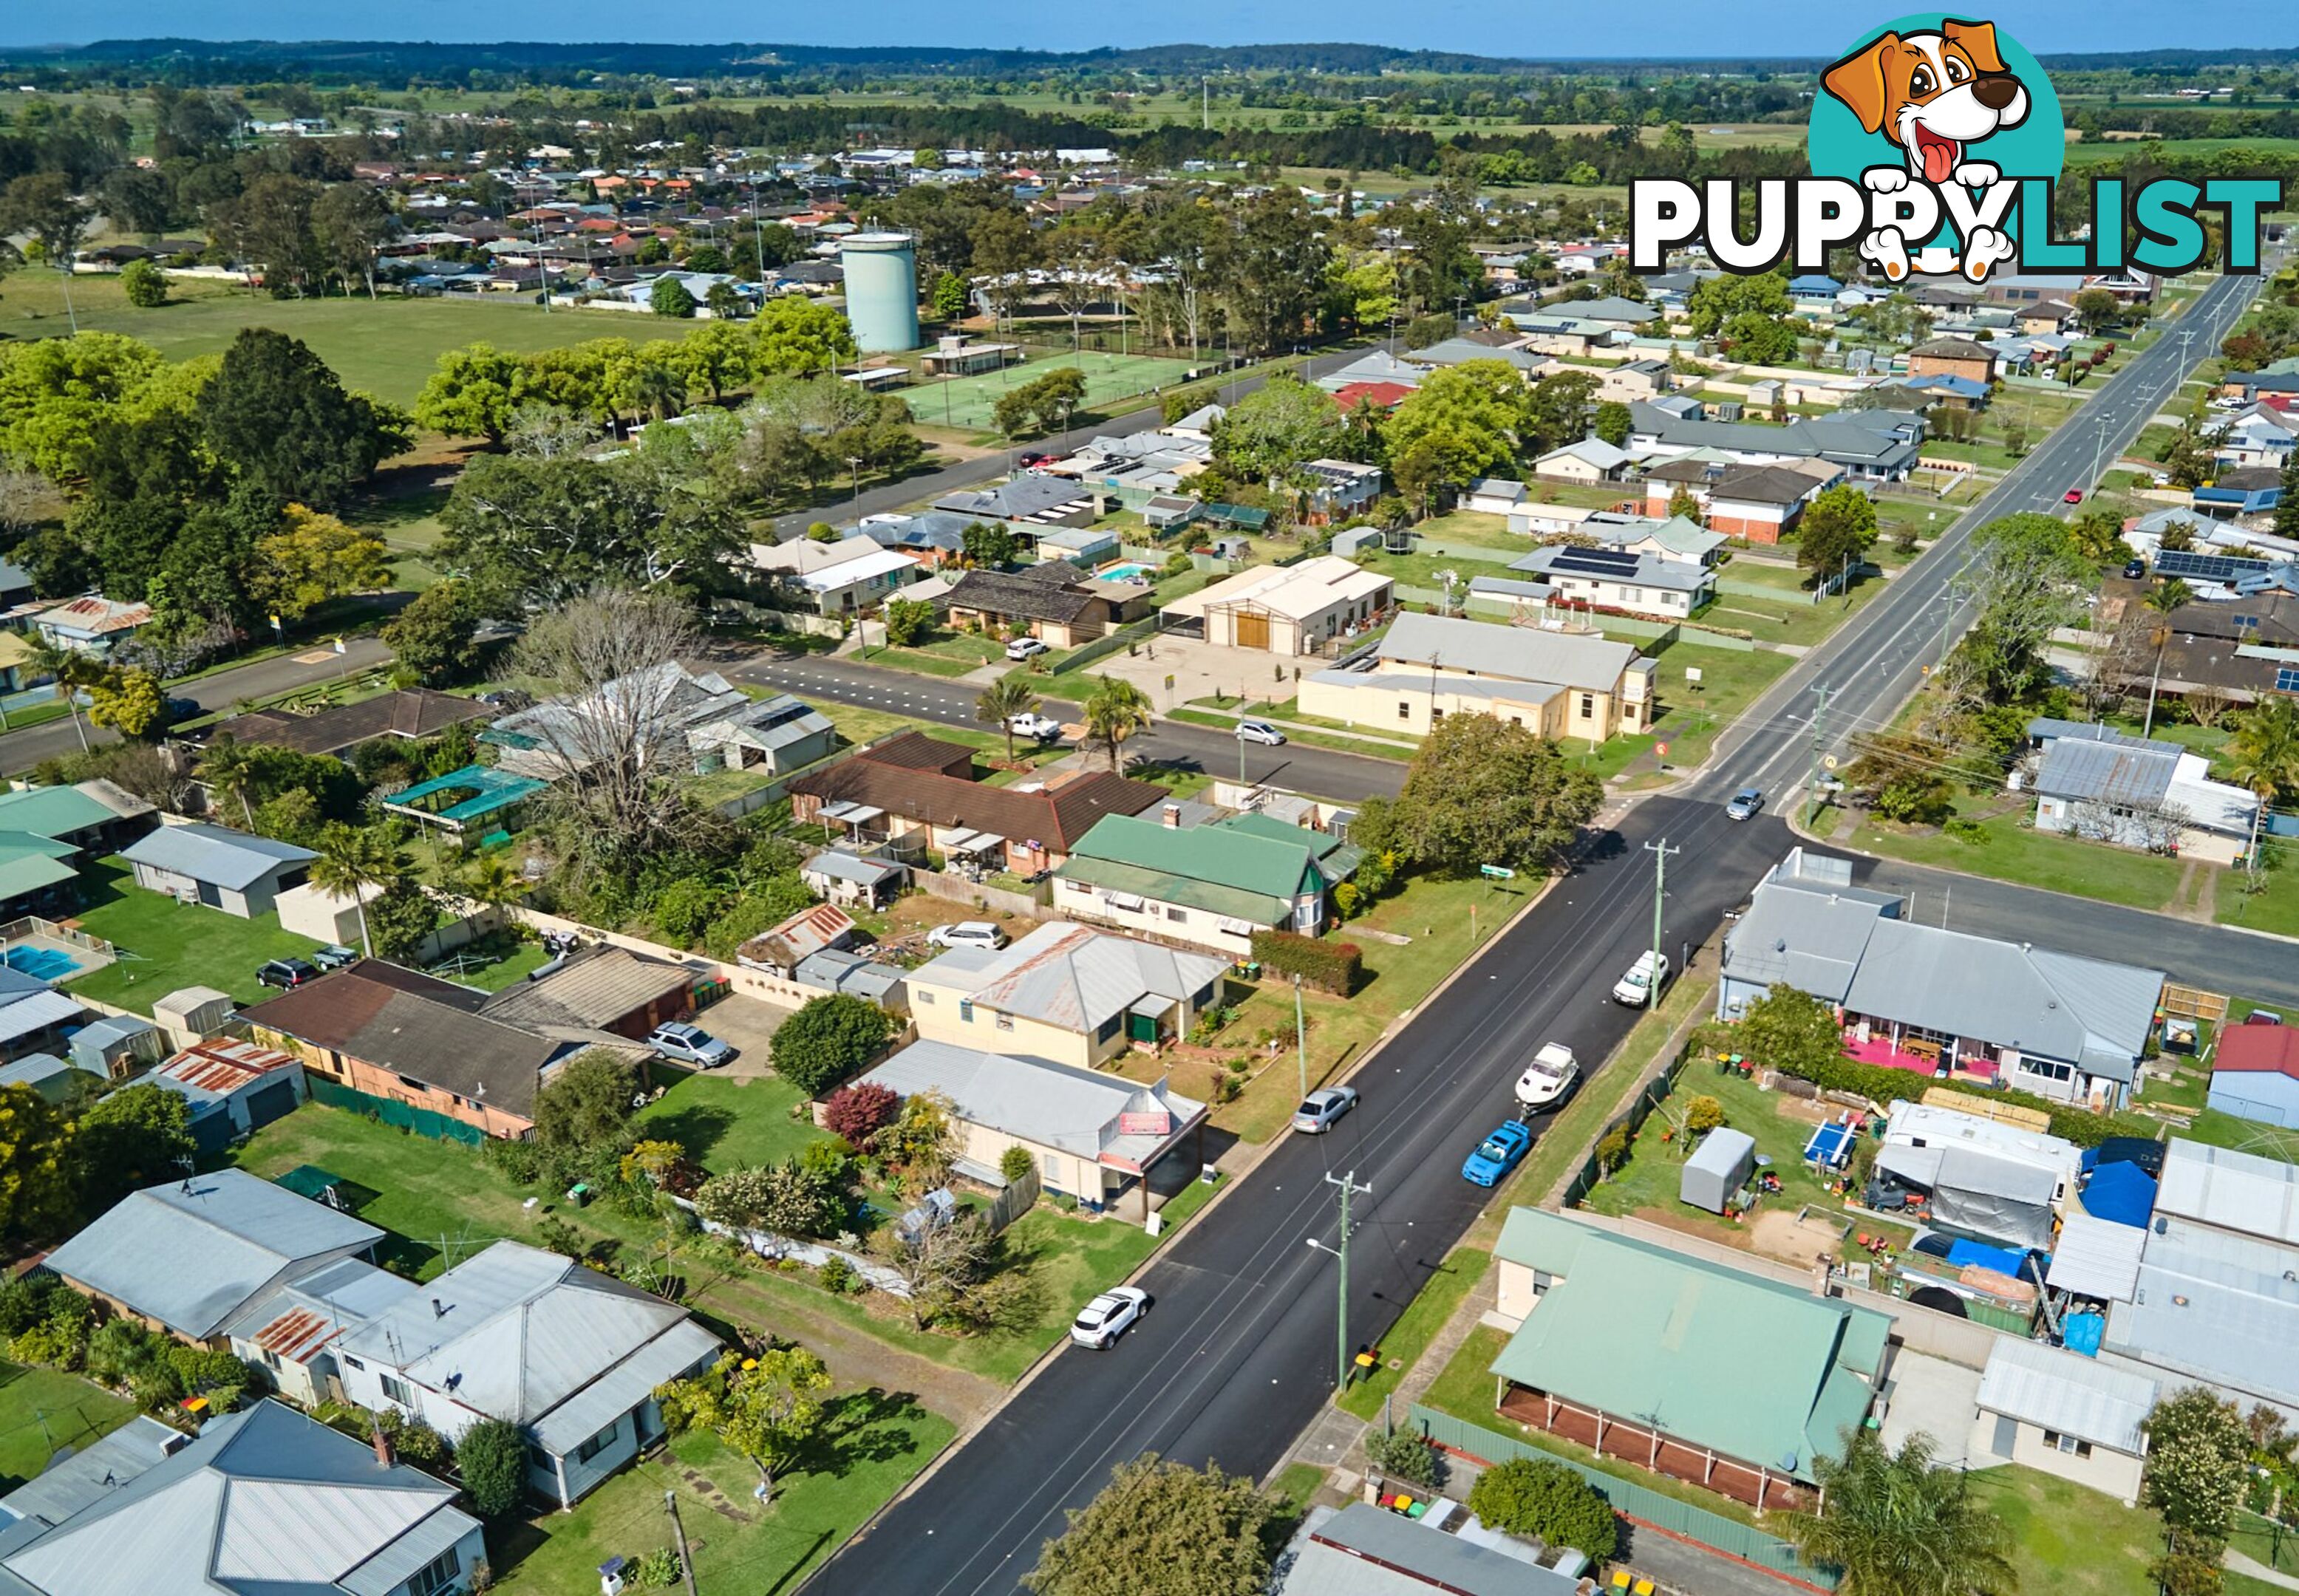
1462, 1121, 1533, 1187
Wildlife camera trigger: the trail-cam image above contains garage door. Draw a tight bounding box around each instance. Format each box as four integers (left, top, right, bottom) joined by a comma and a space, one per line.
243, 1078, 300, 1130
1233, 611, 1270, 650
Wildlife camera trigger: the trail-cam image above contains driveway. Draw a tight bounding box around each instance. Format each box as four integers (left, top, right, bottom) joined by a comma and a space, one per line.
693, 993, 794, 1080
1879, 1348, 1983, 1467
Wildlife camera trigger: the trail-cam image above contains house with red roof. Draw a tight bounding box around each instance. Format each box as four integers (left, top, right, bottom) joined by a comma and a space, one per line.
1331, 381, 1417, 412
2207, 1021, 2299, 1128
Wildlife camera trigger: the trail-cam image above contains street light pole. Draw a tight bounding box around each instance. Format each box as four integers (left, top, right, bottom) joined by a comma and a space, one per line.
1304, 1169, 1371, 1391
1295, 973, 1307, 1098
847, 456, 863, 502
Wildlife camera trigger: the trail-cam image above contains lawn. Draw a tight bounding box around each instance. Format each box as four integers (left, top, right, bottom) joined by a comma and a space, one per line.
900, 349, 1198, 432
636, 1073, 825, 1175
61, 857, 324, 1012
0, 270, 672, 407
1338, 1247, 1490, 1420
1845, 807, 2187, 913
0, 1364, 136, 1493
2172, 1107, 2299, 1163
434, 932, 554, 992
2215, 867, 2299, 939
489, 1400, 953, 1596
1966, 1464, 2170, 1596
1626, 640, 1796, 780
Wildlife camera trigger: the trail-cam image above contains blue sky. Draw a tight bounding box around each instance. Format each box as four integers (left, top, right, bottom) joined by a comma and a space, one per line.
0, 1, 2290, 55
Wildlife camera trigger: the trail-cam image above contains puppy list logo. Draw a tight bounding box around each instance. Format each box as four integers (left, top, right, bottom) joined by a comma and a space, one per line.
1629, 12, 2282, 282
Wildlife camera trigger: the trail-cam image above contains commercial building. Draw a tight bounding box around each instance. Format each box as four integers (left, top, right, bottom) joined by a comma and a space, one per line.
1163, 556, 1394, 655
1298, 613, 1651, 743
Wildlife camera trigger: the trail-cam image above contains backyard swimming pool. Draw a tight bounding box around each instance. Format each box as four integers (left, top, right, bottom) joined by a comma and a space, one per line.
1097, 562, 1158, 584
4, 946, 84, 982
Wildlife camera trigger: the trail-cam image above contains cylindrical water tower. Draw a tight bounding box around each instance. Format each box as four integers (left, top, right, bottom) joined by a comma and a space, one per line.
837, 231, 920, 353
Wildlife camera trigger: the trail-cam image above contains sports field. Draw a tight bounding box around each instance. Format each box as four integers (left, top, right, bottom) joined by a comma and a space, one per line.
902, 349, 1200, 432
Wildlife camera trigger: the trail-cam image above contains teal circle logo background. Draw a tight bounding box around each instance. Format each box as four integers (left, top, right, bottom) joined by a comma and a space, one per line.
1808, 14, 2065, 186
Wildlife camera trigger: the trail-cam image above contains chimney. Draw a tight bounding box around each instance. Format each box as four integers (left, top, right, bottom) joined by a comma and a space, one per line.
1162, 802, 1181, 828
369, 1413, 393, 1467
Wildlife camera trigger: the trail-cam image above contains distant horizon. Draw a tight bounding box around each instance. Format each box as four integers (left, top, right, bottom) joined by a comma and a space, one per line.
2, 4, 2296, 61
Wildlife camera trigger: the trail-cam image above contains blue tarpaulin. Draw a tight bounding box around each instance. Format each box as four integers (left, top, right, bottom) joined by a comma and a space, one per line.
2080, 1161, 2158, 1229
1944, 1238, 2031, 1277
2063, 1312, 2105, 1357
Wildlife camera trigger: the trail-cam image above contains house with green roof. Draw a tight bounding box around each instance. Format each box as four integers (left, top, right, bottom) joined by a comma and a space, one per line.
0, 781, 157, 919
1487, 1207, 1891, 1510
1052, 810, 1362, 956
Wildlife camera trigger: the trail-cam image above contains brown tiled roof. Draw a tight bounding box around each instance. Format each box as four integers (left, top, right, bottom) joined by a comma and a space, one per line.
241, 964, 558, 1117
1711, 465, 1817, 506
208, 689, 492, 758
947, 565, 1108, 626
791, 759, 1167, 853
857, 730, 978, 775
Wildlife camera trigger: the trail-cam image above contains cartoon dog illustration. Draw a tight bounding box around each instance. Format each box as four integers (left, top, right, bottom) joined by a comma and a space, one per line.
1821, 18, 2029, 283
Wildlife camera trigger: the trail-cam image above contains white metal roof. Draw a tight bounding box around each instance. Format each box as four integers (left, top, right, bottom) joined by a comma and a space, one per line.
2047, 1213, 2148, 1301
2156, 1139, 2299, 1245
1976, 1338, 2157, 1454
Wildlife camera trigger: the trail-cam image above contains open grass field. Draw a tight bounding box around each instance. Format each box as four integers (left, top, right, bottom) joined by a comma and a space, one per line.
0, 1365, 136, 1495
490, 1400, 953, 1596
1, 270, 652, 407
636, 1072, 825, 1175
1845, 805, 2189, 912
899, 349, 1198, 432
61, 856, 322, 1012
1966, 1464, 2176, 1596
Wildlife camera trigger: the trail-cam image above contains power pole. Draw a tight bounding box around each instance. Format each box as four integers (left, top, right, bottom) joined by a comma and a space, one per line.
1807, 681, 1833, 826
1641, 837, 1679, 1010
1304, 1170, 1372, 1391
664, 1491, 699, 1596
1294, 973, 1308, 1098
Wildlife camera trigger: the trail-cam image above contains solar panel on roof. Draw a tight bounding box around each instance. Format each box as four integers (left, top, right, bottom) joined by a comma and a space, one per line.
2154, 548, 2272, 584
1550, 547, 1643, 575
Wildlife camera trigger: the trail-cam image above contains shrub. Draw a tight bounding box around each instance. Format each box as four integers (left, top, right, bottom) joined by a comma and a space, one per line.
457, 1418, 528, 1517
772, 993, 896, 1097
1942, 816, 1992, 845
1594, 1125, 1629, 1175
1249, 929, 1363, 995
1466, 1457, 1618, 1561
1368, 1428, 1442, 1488
999, 1144, 1036, 1184
1684, 1095, 1725, 1135
823, 1082, 900, 1149
817, 1255, 860, 1295
630, 1549, 684, 1590
534, 1215, 587, 1257
379, 1408, 452, 1470
120, 257, 168, 307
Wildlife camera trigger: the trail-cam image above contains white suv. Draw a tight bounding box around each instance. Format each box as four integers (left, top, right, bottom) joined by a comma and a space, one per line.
928, 921, 1008, 951
1005, 637, 1049, 661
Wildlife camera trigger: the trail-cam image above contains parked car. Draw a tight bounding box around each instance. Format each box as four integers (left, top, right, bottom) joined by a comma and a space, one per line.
1461, 1121, 1533, 1187
1007, 712, 1063, 743
647, 1022, 734, 1069
2122, 556, 2148, 579
256, 958, 320, 991
1724, 786, 1764, 821
310, 944, 358, 971
1513, 1043, 1579, 1114
158, 696, 203, 727
2063, 488, 2085, 505
928, 921, 1008, 951
1612, 950, 1670, 1006
1017, 451, 1057, 468
1292, 1086, 1360, 1134
1069, 1286, 1151, 1348
1005, 637, 1049, 661
1235, 719, 1287, 746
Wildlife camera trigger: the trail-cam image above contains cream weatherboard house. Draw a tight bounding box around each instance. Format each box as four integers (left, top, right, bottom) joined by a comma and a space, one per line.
1298, 612, 1652, 743
907, 921, 1228, 1066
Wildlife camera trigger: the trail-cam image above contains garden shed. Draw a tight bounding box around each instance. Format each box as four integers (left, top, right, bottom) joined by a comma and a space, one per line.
1680, 1127, 1756, 1215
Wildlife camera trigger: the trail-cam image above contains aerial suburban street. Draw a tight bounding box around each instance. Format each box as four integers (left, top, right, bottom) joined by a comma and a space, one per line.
808, 268, 2289, 1595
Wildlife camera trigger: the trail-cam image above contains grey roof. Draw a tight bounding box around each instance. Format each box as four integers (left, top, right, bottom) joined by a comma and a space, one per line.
1372, 612, 1634, 692
1280, 1503, 1583, 1596
0, 991, 82, 1046
911, 922, 1226, 1034
803, 850, 905, 887
2034, 737, 2178, 808
0, 1399, 474, 1596
934, 474, 1094, 522
1406, 339, 1550, 373
2108, 1215, 2299, 1403
1533, 437, 1640, 471
2155, 1139, 2299, 1244
1315, 350, 1424, 391
1509, 545, 1714, 593
0, 1054, 89, 1095
1308, 669, 1561, 710
791, 947, 908, 1003
1466, 576, 1558, 602
2046, 1212, 2148, 1301
862, 510, 973, 552
335, 1242, 716, 1451
222, 1256, 418, 1362
2026, 717, 2170, 750
479, 944, 694, 1032
0, 1417, 185, 1530
860, 1040, 1204, 1165
1571, 294, 1661, 324
688, 692, 833, 755
44, 1170, 382, 1340
1843, 918, 2164, 1080
1977, 1338, 2156, 1453
1720, 876, 1895, 1003
1630, 404, 1919, 469
118, 823, 316, 891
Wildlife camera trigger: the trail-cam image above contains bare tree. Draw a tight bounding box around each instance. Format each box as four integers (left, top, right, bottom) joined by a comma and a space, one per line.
511, 587, 711, 869
2075, 608, 2153, 720
0, 470, 60, 544
504, 403, 602, 460
2183, 681, 2238, 731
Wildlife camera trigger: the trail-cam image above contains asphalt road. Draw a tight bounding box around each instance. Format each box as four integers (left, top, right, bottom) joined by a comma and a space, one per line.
766, 341, 1395, 542
0, 635, 394, 774
807, 272, 2283, 1595
732, 652, 1408, 805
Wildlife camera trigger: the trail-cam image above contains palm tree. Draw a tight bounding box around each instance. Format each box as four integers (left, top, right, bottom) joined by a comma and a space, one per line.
1083, 674, 1154, 774
2139, 578, 2194, 737
627, 358, 687, 424
195, 735, 261, 828
1780, 1430, 2017, 1596
310, 822, 406, 960
457, 853, 525, 913
22, 635, 96, 754
976, 678, 1040, 765
2227, 698, 2299, 883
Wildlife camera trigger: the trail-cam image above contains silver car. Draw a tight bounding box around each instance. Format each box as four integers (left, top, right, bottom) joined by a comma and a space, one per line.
1291, 1085, 1359, 1134
647, 1022, 734, 1068
1725, 786, 1764, 820
1235, 719, 1287, 746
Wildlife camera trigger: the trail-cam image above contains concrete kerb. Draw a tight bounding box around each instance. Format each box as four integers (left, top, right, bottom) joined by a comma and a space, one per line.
838, 831, 1581, 1541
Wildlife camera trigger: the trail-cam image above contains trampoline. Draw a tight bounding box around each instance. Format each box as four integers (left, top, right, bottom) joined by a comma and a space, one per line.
1805, 1119, 1857, 1170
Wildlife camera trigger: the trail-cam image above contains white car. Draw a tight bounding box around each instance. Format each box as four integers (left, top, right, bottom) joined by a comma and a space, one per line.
1291, 1085, 1359, 1134
1514, 1043, 1579, 1112
1235, 719, 1287, 746
647, 1022, 734, 1068
927, 921, 1008, 951
1007, 712, 1063, 742
1005, 637, 1050, 661
1612, 950, 1671, 1006
1070, 1286, 1151, 1348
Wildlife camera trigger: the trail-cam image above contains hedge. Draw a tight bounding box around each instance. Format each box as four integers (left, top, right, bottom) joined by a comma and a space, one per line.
1250, 929, 1363, 995
1771, 1048, 2163, 1149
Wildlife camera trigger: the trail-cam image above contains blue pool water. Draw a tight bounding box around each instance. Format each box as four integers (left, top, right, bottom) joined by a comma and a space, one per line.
1098, 562, 1157, 583
4, 947, 83, 981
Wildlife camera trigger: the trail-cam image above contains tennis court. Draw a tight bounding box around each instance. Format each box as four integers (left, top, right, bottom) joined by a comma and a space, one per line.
907, 350, 1200, 432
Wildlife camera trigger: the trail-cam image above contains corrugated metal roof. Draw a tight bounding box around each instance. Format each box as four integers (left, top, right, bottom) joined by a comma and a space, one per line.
2048, 1213, 2148, 1300
2156, 1139, 2299, 1244
1976, 1339, 2156, 1453
118, 822, 316, 891
1373, 612, 1634, 692
2035, 737, 2178, 807
1720, 880, 1893, 1003
862, 1040, 1204, 1164
1282, 1504, 1583, 1596
914, 922, 1225, 1034
156, 1039, 301, 1095
0, 991, 84, 1046
2108, 1213, 2299, 1405
44, 1171, 381, 1340
531, 1320, 721, 1453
